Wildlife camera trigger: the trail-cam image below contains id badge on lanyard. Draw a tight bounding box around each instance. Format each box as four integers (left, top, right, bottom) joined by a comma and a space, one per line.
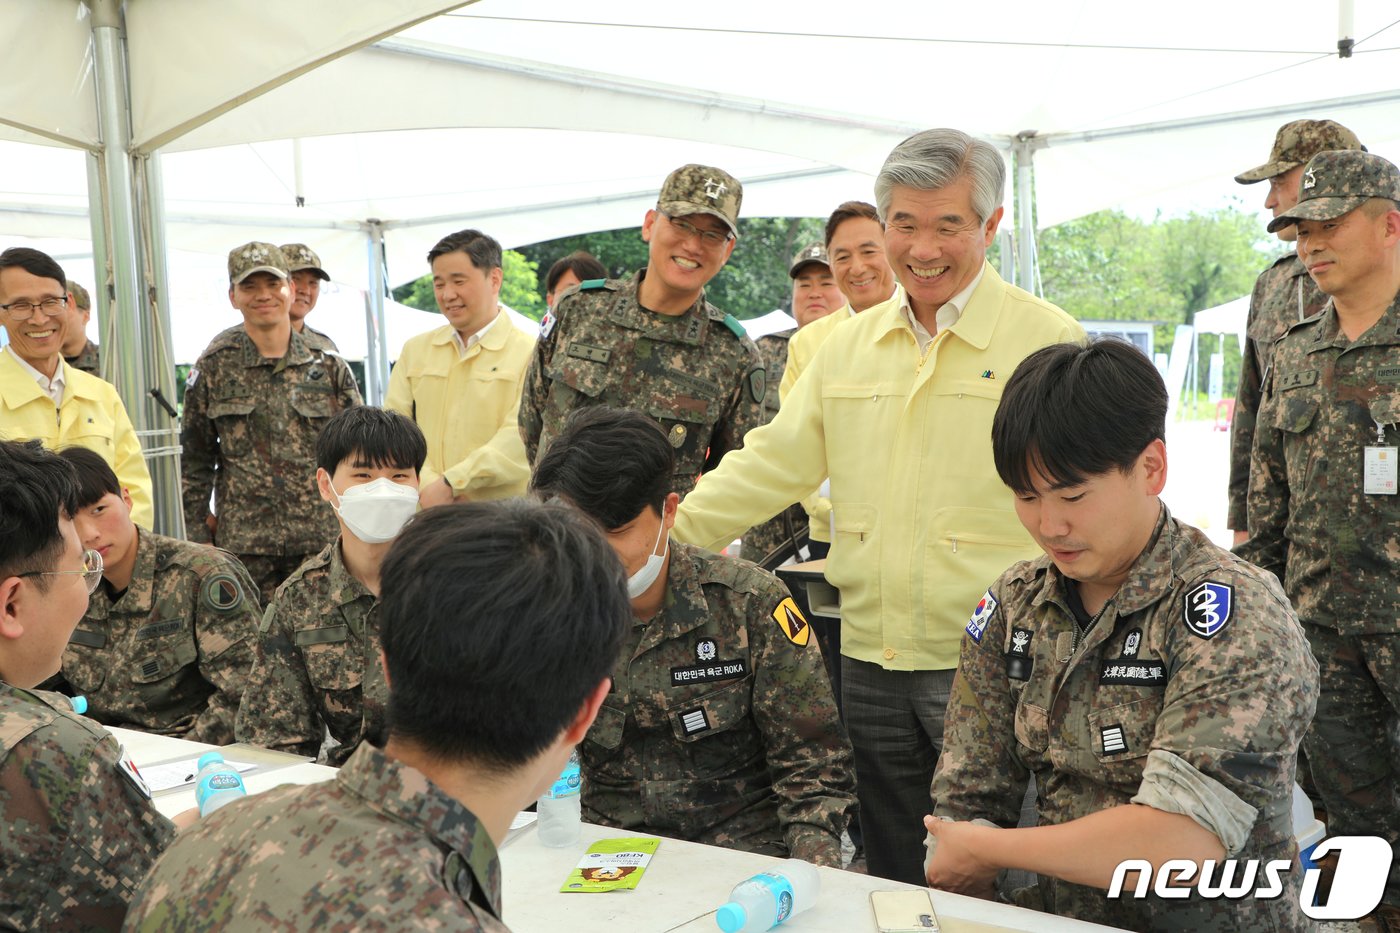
1364, 420, 1398, 495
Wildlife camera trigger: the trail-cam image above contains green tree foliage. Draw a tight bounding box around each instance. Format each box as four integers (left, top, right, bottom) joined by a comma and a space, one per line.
514, 217, 827, 319
391, 249, 547, 321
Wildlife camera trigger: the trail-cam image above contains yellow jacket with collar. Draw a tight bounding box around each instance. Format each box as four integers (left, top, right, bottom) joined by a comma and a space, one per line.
0, 351, 154, 526
673, 264, 1084, 671
384, 318, 534, 499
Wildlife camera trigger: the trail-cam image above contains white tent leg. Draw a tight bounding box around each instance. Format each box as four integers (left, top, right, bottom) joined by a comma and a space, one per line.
364, 220, 391, 405
1013, 132, 1043, 296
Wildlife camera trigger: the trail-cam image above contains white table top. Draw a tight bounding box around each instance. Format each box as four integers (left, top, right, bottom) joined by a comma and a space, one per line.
502, 821, 1123, 933
109, 726, 338, 819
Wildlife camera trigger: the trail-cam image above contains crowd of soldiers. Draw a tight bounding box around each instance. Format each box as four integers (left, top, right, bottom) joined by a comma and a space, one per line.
0, 117, 1398, 932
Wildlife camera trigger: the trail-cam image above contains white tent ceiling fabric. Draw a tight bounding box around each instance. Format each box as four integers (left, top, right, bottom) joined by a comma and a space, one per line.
2, 1, 1399, 293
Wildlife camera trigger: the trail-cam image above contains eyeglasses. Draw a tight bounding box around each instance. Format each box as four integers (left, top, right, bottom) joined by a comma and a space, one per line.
19, 548, 105, 594
0, 296, 67, 320
663, 213, 734, 249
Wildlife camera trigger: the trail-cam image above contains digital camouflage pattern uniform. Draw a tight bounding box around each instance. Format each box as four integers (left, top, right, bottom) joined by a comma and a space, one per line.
64, 338, 101, 376
741, 329, 808, 565
0, 684, 175, 931
181, 311, 361, 604
124, 743, 506, 932
933, 510, 1317, 932
581, 539, 856, 867
280, 242, 340, 353
1240, 147, 1400, 906
1228, 118, 1362, 532
234, 539, 384, 766
1226, 254, 1326, 531
58, 529, 259, 745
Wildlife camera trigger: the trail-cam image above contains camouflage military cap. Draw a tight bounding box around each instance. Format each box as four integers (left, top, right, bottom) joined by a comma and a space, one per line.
1266, 149, 1400, 233
66, 281, 90, 310
657, 164, 743, 236
788, 243, 830, 278
227, 242, 289, 285
1235, 119, 1363, 184
279, 243, 330, 281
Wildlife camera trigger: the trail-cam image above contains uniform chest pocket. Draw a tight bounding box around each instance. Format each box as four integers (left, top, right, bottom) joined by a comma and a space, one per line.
1272, 392, 1322, 490
130, 636, 198, 685
583, 703, 627, 756
62, 631, 110, 692
546, 358, 607, 401
666, 677, 757, 775
1088, 696, 1161, 763
297, 626, 365, 692
68, 409, 116, 445
1014, 702, 1050, 755
290, 387, 337, 422
208, 398, 258, 459
1369, 395, 1400, 431
1272, 392, 1319, 435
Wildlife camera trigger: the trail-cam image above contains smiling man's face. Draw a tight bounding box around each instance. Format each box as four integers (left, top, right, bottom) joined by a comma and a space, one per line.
883, 175, 1001, 320
0, 266, 70, 370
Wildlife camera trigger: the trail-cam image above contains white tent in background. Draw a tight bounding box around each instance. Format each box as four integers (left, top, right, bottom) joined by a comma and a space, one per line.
1193, 296, 1251, 350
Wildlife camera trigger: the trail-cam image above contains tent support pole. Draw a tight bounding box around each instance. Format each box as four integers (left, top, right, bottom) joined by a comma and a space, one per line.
88, 0, 183, 536
364, 220, 390, 405
1013, 133, 1043, 295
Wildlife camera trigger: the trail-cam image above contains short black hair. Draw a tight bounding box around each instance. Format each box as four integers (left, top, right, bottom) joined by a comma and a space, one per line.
824, 200, 882, 249
314, 406, 427, 475
530, 407, 674, 530
545, 251, 608, 295
426, 229, 502, 272
992, 339, 1167, 493
58, 447, 121, 510
0, 440, 79, 585
0, 247, 66, 291
379, 500, 629, 769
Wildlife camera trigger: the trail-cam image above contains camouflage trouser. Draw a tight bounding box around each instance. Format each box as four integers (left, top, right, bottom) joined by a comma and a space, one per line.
237, 553, 314, 608
1302, 622, 1400, 905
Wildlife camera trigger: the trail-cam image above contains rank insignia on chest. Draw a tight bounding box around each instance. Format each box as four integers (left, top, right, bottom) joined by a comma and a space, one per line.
1121, 628, 1142, 658
772, 597, 810, 646
1005, 627, 1033, 681
679, 707, 711, 735
1183, 581, 1233, 640
696, 638, 717, 661
669, 423, 688, 448
965, 589, 998, 644
1100, 724, 1128, 755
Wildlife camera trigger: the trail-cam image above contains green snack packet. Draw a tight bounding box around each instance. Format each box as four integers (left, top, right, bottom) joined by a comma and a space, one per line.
560, 837, 661, 893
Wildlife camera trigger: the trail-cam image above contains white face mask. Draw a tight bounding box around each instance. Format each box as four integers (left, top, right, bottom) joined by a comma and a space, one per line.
626, 509, 669, 599
330, 477, 419, 544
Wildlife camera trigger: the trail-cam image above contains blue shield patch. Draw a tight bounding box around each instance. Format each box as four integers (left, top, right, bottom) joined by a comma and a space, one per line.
1183, 581, 1234, 640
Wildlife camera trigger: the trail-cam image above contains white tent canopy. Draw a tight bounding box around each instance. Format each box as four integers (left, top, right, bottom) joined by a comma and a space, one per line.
1193, 295, 1251, 349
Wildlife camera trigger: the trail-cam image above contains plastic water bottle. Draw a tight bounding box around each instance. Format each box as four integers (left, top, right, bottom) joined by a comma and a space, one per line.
67, 695, 88, 714
193, 751, 247, 818
715, 859, 820, 932
537, 752, 582, 847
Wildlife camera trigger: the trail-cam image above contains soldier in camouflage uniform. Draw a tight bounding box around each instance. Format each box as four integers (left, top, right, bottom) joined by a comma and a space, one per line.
1228, 119, 1363, 540
129, 499, 631, 932
924, 341, 1317, 932
46, 447, 257, 744
280, 242, 338, 351
531, 408, 856, 867
519, 164, 767, 491
1241, 148, 1400, 912
0, 439, 175, 931
61, 279, 101, 375
181, 242, 361, 605
235, 407, 424, 765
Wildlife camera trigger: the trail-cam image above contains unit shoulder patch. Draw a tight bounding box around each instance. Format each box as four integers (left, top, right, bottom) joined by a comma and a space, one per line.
1183, 580, 1234, 640
772, 597, 810, 647
200, 572, 246, 614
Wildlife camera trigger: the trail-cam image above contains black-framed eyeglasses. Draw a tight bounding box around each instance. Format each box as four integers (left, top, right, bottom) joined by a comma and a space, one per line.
0, 296, 67, 321
18, 548, 104, 594
662, 213, 734, 249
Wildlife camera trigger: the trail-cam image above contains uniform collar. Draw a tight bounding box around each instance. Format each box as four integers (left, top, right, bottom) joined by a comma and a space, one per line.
646, 540, 713, 645
1029, 504, 1177, 619
336, 744, 502, 921
94, 526, 160, 616
1306, 292, 1400, 351
614, 269, 712, 346
326, 537, 377, 609
233, 326, 316, 369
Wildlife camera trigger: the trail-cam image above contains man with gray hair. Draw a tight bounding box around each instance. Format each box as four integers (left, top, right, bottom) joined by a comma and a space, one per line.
673, 128, 1083, 883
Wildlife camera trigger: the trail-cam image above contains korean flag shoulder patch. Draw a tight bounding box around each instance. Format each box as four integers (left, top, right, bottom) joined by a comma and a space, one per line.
966, 589, 999, 644
1183, 580, 1234, 640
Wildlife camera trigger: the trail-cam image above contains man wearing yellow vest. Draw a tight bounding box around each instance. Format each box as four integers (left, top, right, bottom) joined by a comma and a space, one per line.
385, 229, 534, 507
673, 128, 1084, 884
0, 248, 154, 528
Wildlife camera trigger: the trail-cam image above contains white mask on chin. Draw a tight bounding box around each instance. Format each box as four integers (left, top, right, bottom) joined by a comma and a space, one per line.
626, 509, 669, 598
331, 477, 419, 544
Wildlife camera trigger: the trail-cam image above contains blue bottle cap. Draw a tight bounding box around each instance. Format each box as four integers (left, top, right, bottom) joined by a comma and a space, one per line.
68, 695, 87, 715
196, 751, 225, 770
715, 901, 747, 932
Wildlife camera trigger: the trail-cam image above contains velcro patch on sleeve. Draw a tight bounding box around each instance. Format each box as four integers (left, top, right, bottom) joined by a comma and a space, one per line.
965, 589, 999, 643
201, 572, 246, 614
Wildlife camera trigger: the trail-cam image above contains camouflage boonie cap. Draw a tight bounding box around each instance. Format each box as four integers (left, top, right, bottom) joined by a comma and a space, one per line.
227, 242, 289, 285
789, 243, 830, 277
1266, 150, 1400, 233
66, 280, 90, 310
657, 164, 743, 236
279, 243, 329, 281
1235, 119, 1363, 184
